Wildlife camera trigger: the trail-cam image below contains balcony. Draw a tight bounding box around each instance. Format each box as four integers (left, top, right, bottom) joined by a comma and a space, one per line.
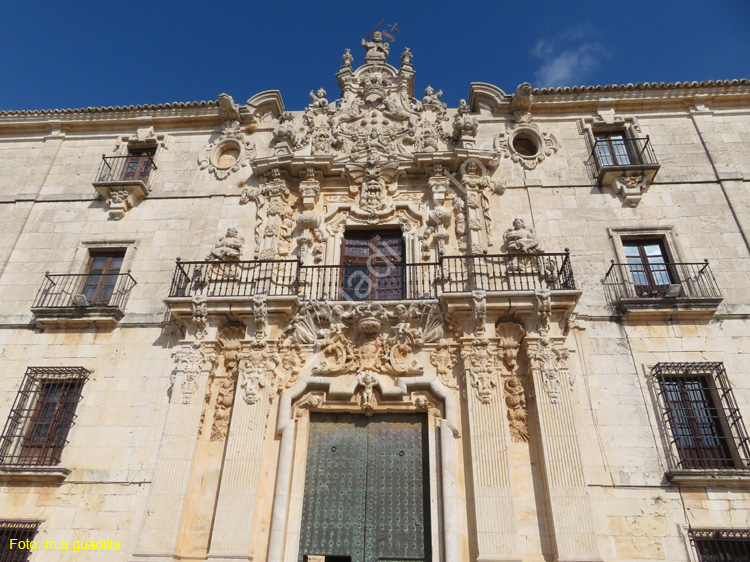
604, 260, 723, 318
31, 272, 137, 326
588, 136, 660, 186
92, 154, 157, 220
164, 252, 580, 323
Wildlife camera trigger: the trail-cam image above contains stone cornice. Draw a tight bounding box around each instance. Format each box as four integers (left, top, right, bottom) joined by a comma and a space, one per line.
0, 80, 748, 133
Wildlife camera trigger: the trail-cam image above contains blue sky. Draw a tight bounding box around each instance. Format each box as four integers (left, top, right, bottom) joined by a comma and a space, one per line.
2, 0, 748, 112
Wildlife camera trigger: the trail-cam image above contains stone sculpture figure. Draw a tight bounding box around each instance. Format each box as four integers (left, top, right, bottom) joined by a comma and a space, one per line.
361, 31, 390, 62
422, 86, 444, 107
503, 218, 542, 253
208, 228, 244, 260
309, 88, 328, 108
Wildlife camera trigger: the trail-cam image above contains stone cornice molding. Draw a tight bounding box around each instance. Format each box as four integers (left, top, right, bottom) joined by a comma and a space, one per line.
2, 81, 747, 133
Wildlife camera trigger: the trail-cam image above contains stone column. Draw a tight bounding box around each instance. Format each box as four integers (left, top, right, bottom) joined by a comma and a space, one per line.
460, 337, 520, 561
208, 340, 278, 560
135, 342, 217, 556
525, 335, 600, 562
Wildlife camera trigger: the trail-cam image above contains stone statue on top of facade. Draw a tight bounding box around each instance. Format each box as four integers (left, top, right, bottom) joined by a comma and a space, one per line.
361, 31, 390, 63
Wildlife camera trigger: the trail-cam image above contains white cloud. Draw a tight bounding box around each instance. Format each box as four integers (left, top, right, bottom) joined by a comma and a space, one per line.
531, 26, 611, 88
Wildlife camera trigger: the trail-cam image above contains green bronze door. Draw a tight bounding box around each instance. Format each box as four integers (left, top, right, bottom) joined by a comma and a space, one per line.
298, 413, 430, 562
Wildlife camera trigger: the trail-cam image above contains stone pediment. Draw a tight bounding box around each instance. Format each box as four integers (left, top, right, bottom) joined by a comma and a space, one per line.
268, 43, 454, 163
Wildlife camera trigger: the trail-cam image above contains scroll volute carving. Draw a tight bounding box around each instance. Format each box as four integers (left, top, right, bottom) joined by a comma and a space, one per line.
496, 322, 529, 443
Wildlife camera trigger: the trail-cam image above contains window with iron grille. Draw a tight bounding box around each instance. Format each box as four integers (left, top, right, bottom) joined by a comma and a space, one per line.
0, 521, 39, 562
690, 529, 750, 562
0, 367, 89, 467
652, 363, 750, 471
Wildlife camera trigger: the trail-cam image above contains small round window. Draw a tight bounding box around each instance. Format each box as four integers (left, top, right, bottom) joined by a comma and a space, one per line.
512, 133, 540, 157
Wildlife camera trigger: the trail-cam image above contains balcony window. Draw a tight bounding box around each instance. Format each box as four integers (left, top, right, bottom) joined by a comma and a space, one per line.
623, 239, 673, 297
81, 251, 125, 305
652, 363, 750, 473
122, 147, 156, 182
594, 132, 633, 166
341, 230, 404, 301
0, 367, 89, 467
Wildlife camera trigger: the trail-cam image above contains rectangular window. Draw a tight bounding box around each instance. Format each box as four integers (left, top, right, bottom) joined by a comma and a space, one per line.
690, 529, 750, 562
653, 363, 750, 471
122, 147, 156, 182
0, 522, 39, 562
594, 132, 633, 167
623, 239, 673, 297
341, 230, 404, 300
0, 367, 89, 467
80, 250, 125, 305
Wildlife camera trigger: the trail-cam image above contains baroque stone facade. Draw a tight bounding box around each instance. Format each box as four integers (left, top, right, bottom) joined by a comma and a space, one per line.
1, 40, 750, 562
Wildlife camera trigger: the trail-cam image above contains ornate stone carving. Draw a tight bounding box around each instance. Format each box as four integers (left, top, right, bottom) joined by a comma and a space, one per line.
428, 164, 450, 204
503, 218, 542, 254
310, 302, 439, 378
503, 377, 528, 442
472, 290, 487, 336
346, 159, 401, 219
400, 47, 413, 67
428, 206, 452, 256
535, 287, 552, 335
210, 378, 236, 442
452, 99, 478, 147
509, 83, 533, 123
299, 167, 322, 210
458, 161, 506, 251
272, 112, 297, 155
460, 338, 498, 404
218, 325, 245, 374
342, 48, 354, 67
252, 294, 268, 339
361, 31, 390, 63
238, 341, 278, 405
245, 168, 293, 259
496, 322, 528, 442
218, 93, 241, 123
528, 337, 570, 404
611, 174, 647, 206
430, 339, 458, 390
422, 86, 445, 109
207, 228, 245, 261
494, 122, 559, 170
191, 295, 208, 340
279, 48, 450, 160
199, 121, 256, 180
106, 188, 133, 220
171, 342, 217, 404
357, 370, 379, 412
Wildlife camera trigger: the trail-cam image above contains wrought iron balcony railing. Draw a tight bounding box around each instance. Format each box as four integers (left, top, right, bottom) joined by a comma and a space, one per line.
604, 260, 721, 306
93, 154, 157, 186
170, 259, 300, 298
168, 252, 576, 301
440, 252, 575, 293
587, 136, 660, 185
32, 272, 137, 310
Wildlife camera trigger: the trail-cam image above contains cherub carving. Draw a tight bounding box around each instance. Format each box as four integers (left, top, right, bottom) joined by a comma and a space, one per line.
207, 228, 244, 260
503, 218, 542, 253
422, 85, 444, 107
309, 88, 328, 108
